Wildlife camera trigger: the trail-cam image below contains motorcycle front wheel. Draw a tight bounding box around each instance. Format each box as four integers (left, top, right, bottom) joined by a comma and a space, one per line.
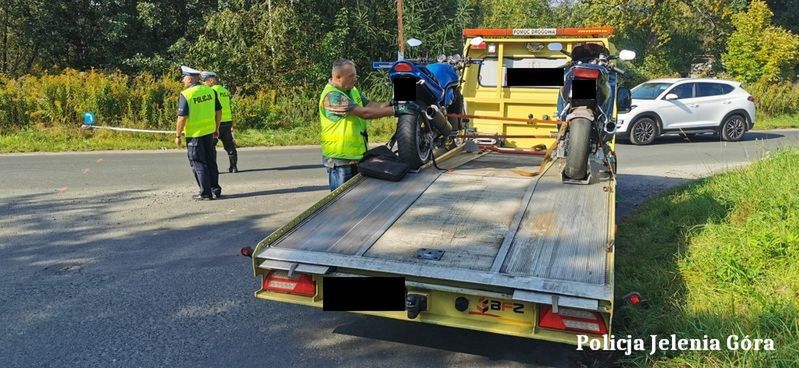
396, 113, 432, 170
564, 117, 591, 180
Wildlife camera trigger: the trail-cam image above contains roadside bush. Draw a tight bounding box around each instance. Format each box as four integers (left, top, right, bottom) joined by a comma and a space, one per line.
746, 80, 799, 116
0, 69, 182, 130
0, 69, 293, 132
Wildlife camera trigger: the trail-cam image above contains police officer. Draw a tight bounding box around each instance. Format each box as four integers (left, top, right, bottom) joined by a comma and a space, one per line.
320, 59, 395, 191
175, 66, 223, 200
200, 71, 238, 173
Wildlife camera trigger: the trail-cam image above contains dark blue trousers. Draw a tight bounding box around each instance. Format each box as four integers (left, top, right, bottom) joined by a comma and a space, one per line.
187, 134, 221, 197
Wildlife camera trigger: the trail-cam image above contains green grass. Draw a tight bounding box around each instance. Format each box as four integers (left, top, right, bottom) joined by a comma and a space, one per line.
0, 118, 396, 153
757, 114, 799, 129
614, 149, 799, 367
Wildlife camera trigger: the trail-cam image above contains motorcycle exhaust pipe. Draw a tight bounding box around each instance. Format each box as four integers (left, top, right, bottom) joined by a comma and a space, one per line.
604, 121, 617, 134
424, 105, 452, 137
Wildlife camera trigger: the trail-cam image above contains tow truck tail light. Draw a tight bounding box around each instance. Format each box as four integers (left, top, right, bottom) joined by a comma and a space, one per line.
573, 68, 600, 80
393, 63, 414, 72
538, 305, 607, 334
262, 271, 316, 297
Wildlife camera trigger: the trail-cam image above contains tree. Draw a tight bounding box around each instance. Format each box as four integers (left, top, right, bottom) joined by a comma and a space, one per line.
766, 0, 799, 34
723, 0, 799, 83
478, 0, 551, 28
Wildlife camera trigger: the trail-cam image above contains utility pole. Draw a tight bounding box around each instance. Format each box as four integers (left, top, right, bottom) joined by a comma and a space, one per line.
397, 0, 404, 60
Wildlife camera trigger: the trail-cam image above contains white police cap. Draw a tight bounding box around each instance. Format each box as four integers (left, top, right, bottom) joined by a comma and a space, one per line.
200, 71, 217, 80
180, 65, 201, 76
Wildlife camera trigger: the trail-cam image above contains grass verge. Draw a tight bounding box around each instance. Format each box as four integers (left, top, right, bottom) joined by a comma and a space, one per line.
0, 118, 396, 153
757, 114, 799, 129
614, 148, 799, 367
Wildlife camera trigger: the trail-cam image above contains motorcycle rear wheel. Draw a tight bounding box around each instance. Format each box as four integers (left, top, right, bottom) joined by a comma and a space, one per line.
564, 118, 591, 180
397, 113, 431, 170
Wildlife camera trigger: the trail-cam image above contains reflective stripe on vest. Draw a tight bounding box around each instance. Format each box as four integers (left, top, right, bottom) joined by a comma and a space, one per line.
180, 85, 217, 137
318, 84, 367, 160
212, 84, 233, 122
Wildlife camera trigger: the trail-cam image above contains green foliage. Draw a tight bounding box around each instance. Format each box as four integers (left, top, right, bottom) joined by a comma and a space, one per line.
479, 0, 551, 28
746, 80, 799, 116
0, 69, 181, 130
2, 0, 799, 147
723, 0, 799, 83
615, 149, 799, 367
766, 0, 799, 34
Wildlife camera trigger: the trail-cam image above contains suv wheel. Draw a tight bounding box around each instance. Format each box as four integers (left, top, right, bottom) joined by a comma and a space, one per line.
629, 117, 658, 145
720, 114, 746, 142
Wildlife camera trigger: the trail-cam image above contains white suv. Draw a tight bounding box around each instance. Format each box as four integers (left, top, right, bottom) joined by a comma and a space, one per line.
616, 78, 756, 145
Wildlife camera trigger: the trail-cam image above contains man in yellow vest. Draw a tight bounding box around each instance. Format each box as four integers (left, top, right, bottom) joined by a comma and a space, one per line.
175, 66, 223, 200
201, 71, 238, 173
320, 59, 395, 190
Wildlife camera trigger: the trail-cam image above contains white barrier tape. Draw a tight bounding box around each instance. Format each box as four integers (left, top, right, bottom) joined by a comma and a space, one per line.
82, 124, 174, 134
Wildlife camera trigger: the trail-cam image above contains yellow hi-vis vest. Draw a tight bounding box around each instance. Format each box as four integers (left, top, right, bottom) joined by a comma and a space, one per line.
180, 84, 217, 137
318, 84, 367, 160
211, 84, 232, 122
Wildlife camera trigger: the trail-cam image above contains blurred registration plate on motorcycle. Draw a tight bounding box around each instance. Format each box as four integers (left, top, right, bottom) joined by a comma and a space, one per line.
393, 78, 416, 101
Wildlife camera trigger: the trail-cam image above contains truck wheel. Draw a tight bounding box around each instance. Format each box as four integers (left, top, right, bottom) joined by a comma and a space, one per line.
396, 113, 431, 169
629, 117, 657, 145
564, 118, 591, 180
720, 114, 746, 142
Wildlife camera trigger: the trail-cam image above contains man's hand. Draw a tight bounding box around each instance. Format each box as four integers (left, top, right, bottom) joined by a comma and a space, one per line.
213, 130, 220, 139
175, 136, 181, 147
393, 103, 420, 116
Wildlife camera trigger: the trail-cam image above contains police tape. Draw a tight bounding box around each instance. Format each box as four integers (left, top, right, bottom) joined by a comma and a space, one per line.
81, 124, 174, 134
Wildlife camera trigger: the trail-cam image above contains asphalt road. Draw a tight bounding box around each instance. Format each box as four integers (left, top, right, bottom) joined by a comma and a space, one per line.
2, 130, 798, 368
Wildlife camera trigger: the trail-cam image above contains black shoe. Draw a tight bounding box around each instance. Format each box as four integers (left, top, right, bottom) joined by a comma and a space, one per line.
192, 194, 213, 201
213, 192, 222, 199
230, 166, 238, 173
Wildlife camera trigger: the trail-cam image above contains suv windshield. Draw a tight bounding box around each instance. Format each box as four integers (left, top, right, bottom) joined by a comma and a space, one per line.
632, 82, 673, 100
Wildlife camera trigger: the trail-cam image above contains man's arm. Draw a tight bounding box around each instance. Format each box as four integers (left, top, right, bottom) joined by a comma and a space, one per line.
324, 90, 394, 120
366, 101, 390, 108
349, 104, 394, 119
213, 90, 222, 136
175, 94, 189, 147
175, 116, 186, 147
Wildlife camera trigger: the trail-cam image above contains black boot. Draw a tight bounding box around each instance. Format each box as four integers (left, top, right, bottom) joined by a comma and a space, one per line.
228, 153, 238, 173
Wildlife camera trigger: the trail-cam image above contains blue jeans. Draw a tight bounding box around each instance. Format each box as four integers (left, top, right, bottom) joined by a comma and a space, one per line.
326, 164, 358, 191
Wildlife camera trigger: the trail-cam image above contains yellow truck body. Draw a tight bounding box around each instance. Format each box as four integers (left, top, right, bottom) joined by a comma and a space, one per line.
250, 28, 618, 346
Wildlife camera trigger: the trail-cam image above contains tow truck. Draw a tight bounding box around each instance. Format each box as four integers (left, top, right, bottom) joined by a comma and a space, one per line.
247, 27, 621, 345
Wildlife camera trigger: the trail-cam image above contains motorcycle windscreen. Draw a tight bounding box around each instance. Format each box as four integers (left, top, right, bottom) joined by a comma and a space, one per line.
506, 67, 564, 87
393, 78, 416, 101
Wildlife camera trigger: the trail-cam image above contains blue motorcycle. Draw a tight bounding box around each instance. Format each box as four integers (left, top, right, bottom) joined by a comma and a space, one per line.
374, 38, 480, 169
553, 42, 635, 181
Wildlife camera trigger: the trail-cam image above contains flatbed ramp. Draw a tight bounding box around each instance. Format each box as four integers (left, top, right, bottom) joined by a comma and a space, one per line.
255, 149, 615, 307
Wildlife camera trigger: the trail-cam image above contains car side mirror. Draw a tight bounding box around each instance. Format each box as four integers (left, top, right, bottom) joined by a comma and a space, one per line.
616, 87, 632, 114
664, 93, 678, 100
